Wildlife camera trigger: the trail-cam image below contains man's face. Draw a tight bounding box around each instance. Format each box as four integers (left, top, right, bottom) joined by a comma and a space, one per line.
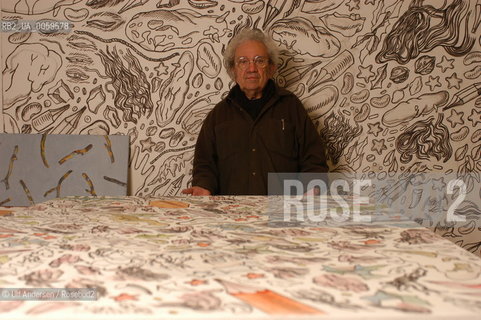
233, 40, 276, 99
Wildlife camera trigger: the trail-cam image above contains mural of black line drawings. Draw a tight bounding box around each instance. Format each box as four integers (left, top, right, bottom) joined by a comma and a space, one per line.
2, 0, 83, 15
155, 51, 195, 127
125, 9, 229, 52
98, 47, 154, 123
86, 12, 125, 31
396, 114, 453, 164
382, 91, 449, 127
1, 0, 481, 255
270, 17, 341, 57
86, 0, 126, 10
3, 43, 62, 109
320, 111, 363, 166
376, 0, 475, 64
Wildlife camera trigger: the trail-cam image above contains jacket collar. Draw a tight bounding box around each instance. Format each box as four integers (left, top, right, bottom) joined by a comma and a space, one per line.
226, 79, 290, 104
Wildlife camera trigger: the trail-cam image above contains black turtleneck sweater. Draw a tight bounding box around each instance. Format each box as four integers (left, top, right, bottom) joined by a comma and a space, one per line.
230, 79, 275, 120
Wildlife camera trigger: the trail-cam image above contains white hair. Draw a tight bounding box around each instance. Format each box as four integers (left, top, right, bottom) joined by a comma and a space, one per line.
223, 28, 280, 79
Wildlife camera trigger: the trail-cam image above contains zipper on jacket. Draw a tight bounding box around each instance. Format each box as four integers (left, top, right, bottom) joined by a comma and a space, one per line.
281, 118, 285, 131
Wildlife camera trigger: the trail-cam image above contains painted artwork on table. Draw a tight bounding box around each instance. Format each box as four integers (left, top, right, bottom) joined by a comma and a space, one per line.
1, 196, 481, 318
0, 1, 480, 253
0, 133, 129, 206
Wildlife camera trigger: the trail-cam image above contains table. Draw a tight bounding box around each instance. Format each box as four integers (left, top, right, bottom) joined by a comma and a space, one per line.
1, 196, 480, 319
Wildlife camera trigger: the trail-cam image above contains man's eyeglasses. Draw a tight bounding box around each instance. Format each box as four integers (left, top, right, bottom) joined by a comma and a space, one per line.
235, 56, 269, 70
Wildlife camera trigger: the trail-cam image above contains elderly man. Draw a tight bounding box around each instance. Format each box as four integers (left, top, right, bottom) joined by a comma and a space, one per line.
182, 28, 328, 195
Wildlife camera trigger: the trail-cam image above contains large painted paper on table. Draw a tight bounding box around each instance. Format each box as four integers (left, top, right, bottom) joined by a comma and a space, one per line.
0, 196, 480, 319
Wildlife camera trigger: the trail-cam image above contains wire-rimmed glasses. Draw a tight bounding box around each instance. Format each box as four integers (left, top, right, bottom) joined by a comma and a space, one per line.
235, 56, 270, 70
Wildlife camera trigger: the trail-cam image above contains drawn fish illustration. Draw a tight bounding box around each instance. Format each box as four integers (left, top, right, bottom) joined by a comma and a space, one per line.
126, 9, 228, 52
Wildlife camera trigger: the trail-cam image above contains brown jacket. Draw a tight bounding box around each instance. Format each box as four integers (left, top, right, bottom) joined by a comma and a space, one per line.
192, 83, 328, 195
